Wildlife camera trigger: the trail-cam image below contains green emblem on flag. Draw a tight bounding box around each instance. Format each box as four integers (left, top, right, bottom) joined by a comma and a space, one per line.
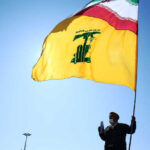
71, 31, 100, 64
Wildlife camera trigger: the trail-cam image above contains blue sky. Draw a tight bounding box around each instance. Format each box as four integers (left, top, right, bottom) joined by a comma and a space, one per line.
0, 0, 150, 150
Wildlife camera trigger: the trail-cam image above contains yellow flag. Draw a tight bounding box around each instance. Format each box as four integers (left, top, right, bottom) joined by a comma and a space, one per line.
32, 1, 138, 91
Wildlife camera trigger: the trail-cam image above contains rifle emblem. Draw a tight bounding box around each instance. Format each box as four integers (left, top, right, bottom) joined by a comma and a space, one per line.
71, 31, 100, 64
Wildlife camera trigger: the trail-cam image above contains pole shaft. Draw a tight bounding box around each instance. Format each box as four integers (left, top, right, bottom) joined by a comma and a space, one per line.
128, 90, 137, 150
24, 136, 28, 150
128, 38, 138, 150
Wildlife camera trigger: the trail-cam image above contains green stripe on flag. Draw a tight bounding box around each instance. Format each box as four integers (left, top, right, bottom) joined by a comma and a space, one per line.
92, 0, 103, 2
126, 0, 138, 5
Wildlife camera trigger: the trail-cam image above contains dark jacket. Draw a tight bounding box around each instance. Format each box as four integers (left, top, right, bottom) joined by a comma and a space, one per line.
98, 122, 136, 150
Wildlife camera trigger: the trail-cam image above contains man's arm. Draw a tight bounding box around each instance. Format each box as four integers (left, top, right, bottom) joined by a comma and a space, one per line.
130, 116, 136, 134
98, 126, 106, 141
122, 116, 136, 134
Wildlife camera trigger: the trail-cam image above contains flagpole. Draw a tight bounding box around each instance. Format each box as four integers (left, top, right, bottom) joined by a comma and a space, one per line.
128, 89, 137, 150
128, 38, 138, 150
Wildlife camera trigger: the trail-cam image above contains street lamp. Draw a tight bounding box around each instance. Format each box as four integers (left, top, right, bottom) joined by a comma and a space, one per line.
23, 133, 31, 150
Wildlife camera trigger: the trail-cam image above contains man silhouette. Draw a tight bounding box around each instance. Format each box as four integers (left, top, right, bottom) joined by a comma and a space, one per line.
98, 112, 136, 150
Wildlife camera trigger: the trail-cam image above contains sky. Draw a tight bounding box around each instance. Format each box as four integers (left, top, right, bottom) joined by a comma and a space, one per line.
0, 0, 150, 150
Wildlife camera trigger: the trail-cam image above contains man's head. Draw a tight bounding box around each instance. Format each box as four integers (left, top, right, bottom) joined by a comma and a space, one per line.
109, 112, 119, 125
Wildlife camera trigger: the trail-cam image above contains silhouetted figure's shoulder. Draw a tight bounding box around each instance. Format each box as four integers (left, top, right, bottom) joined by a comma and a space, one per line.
118, 123, 130, 128
98, 122, 136, 142
116, 122, 136, 134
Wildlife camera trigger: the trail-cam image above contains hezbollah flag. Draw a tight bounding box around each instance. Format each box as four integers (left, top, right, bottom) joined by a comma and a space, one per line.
32, 0, 138, 91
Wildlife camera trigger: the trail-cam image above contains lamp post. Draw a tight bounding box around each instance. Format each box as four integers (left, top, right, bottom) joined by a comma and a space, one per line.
23, 133, 31, 150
